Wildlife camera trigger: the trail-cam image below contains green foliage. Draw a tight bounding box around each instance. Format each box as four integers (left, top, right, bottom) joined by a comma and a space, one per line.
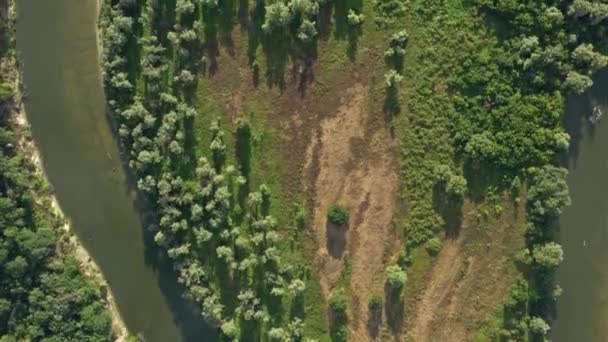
385, 264, 407, 289
424, 237, 442, 256
347, 10, 365, 26
368, 294, 383, 311
0, 82, 13, 102
329, 288, 348, 315
373, 0, 407, 27
329, 288, 348, 342
262, 3, 292, 34
384, 29, 408, 58
327, 204, 349, 226
529, 316, 550, 336
527, 165, 571, 223
532, 242, 564, 270
563, 71, 594, 94
100, 1, 313, 337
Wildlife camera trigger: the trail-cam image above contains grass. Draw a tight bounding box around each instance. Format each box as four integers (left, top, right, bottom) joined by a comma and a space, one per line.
105, 0, 531, 338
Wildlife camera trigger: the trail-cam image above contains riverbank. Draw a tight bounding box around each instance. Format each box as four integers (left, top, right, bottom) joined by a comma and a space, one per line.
6, 1, 128, 340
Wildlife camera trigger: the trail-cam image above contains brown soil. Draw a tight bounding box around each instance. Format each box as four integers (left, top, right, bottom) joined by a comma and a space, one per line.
304, 83, 401, 340
406, 201, 525, 342
408, 236, 466, 342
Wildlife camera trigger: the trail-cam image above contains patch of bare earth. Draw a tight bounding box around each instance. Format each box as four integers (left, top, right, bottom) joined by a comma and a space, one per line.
304, 84, 401, 341
407, 201, 525, 342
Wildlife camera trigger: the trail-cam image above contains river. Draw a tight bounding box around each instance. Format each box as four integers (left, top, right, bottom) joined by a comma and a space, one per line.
553, 70, 608, 341
15, 0, 213, 341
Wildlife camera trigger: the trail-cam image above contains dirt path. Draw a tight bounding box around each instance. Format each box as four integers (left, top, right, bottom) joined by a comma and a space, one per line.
304, 84, 400, 340
408, 237, 466, 342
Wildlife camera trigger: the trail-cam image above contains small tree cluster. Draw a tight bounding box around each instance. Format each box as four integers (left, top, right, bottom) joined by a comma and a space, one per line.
327, 204, 349, 226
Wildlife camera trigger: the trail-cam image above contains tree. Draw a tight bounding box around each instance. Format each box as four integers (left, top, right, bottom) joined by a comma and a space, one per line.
220, 319, 238, 339
368, 294, 383, 311
262, 3, 291, 33
297, 19, 318, 42
527, 165, 571, 222
529, 316, 550, 335
532, 242, 564, 269
425, 237, 442, 256
384, 69, 403, 88
384, 29, 408, 57
563, 71, 593, 94
329, 288, 348, 315
572, 43, 608, 72
385, 264, 407, 289
347, 10, 365, 26
327, 205, 349, 226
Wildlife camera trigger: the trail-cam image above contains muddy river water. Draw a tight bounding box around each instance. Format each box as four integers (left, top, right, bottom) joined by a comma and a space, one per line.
553, 70, 608, 341
15, 0, 213, 340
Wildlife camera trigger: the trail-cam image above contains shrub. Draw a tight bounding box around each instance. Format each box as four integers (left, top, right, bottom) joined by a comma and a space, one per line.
329, 288, 348, 314
529, 316, 550, 336
385, 264, 407, 289
294, 206, 306, 229
347, 9, 365, 26
327, 204, 349, 226
368, 294, 383, 311
527, 165, 571, 222
532, 242, 564, 269
0, 82, 14, 102
424, 237, 442, 256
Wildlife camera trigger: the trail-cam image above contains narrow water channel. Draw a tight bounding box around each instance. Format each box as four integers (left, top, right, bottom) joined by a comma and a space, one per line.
553, 70, 608, 341
15, 1, 213, 341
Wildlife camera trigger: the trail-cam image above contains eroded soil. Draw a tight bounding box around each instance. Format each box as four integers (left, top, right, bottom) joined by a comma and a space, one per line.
304, 83, 401, 340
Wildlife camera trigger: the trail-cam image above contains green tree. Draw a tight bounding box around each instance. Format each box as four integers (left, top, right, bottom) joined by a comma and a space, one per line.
327, 205, 349, 226
527, 165, 571, 222
385, 264, 407, 289
532, 242, 564, 269
529, 316, 550, 336
563, 71, 593, 94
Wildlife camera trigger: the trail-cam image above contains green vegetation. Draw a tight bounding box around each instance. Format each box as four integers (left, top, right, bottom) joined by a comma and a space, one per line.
0, 2, 113, 340
327, 204, 349, 226
385, 264, 406, 291
368, 294, 383, 311
328, 288, 348, 342
393, 0, 605, 339
97, 0, 606, 339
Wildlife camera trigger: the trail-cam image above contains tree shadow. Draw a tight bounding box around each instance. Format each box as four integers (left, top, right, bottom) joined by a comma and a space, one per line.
202, 7, 220, 75
218, 0, 236, 54
383, 85, 401, 123
384, 284, 403, 338
432, 184, 463, 238
367, 305, 382, 339
261, 30, 292, 90
333, 0, 363, 61
326, 222, 347, 259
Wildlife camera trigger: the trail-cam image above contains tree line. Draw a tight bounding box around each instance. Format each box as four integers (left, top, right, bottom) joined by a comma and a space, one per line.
100, 0, 321, 340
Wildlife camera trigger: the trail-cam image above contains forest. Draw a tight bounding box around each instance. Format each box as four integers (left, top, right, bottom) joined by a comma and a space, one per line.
1, 0, 607, 341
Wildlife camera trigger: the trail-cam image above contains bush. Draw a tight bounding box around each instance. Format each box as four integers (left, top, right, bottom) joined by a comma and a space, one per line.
385, 264, 407, 289
0, 82, 14, 102
329, 288, 348, 314
368, 294, 383, 311
424, 237, 442, 256
527, 165, 571, 222
327, 204, 349, 226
